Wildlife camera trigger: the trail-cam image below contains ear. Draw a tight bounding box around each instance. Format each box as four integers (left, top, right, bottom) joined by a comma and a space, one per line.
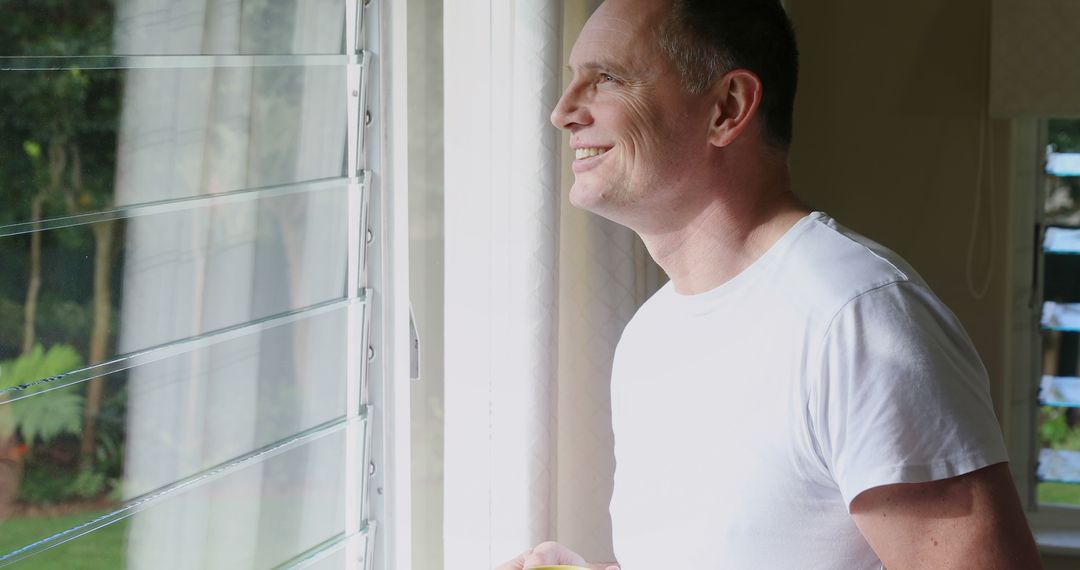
707, 69, 764, 148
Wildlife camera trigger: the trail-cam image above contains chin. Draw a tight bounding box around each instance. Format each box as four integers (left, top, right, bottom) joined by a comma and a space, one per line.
569, 182, 635, 225
568, 181, 608, 212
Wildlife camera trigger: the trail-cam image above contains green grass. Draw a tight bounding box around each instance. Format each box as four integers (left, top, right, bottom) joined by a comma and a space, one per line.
1038, 482, 1080, 506
0, 511, 129, 569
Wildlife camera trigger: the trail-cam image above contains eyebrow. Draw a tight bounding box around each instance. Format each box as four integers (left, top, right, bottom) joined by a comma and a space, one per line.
568, 59, 635, 78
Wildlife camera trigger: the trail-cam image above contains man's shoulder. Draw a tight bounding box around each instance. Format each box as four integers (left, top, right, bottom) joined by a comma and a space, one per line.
777, 214, 924, 312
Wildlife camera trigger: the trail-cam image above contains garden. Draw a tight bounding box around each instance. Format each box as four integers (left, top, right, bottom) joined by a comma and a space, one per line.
0, 0, 129, 564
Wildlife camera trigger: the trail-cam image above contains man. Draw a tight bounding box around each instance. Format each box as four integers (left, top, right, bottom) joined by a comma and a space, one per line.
500, 0, 1041, 568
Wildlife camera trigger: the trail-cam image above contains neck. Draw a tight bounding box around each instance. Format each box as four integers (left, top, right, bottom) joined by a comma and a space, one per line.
637, 160, 809, 295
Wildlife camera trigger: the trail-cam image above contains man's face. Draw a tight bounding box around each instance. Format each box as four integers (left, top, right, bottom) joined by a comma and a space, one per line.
550, 0, 713, 223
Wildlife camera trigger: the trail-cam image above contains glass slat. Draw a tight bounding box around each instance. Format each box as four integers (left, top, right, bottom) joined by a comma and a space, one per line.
1, 303, 351, 493
0, 307, 367, 555
1041, 302, 1080, 332
1038, 448, 1080, 484
294, 546, 348, 570
1, 0, 346, 57
272, 531, 356, 570
276, 528, 374, 570
1044, 227, 1080, 255
0, 184, 349, 366
1048, 151, 1080, 177
0, 55, 351, 71
0, 178, 349, 239
0, 297, 359, 401
1040, 375, 1080, 408
0, 420, 355, 568
0, 64, 348, 228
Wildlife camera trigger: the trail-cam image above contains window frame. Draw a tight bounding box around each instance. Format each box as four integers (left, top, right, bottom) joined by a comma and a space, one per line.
1009, 117, 1080, 555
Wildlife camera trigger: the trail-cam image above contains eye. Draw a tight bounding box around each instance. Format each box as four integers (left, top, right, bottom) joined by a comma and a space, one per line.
599, 73, 617, 84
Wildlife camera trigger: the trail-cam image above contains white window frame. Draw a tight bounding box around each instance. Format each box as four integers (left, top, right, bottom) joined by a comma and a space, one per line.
362, 0, 413, 568
1008, 117, 1080, 556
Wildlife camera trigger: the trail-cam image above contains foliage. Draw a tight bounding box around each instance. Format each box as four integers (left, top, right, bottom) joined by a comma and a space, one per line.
17, 462, 73, 505
37, 298, 94, 355
0, 296, 24, 359
0, 0, 120, 249
1049, 118, 1080, 153
0, 344, 84, 448
65, 468, 106, 500
1038, 482, 1080, 506
92, 383, 126, 476
15, 431, 122, 505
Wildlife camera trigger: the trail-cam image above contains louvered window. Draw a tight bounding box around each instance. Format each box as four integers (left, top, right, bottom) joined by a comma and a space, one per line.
1036, 119, 1080, 509
0, 1, 386, 567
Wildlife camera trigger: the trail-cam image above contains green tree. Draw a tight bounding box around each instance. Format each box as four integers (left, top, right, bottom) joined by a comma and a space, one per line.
1049, 119, 1080, 153
0, 344, 85, 448
0, 0, 120, 469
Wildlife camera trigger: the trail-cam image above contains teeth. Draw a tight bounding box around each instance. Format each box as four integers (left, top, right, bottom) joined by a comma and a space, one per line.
575, 147, 607, 160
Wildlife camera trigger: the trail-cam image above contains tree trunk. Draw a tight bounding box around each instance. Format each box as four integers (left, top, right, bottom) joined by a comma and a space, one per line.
78, 220, 115, 469
21, 194, 45, 355
66, 142, 117, 469
21, 137, 66, 354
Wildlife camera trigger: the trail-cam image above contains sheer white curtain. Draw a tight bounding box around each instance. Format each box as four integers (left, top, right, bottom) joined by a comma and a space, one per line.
444, 1, 662, 567
444, 0, 562, 565
113, 0, 347, 567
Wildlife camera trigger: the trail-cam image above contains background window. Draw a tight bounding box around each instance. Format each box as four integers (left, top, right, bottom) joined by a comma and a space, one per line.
1037, 118, 1080, 507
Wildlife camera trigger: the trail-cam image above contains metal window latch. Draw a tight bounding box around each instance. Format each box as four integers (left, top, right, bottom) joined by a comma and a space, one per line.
409, 303, 420, 381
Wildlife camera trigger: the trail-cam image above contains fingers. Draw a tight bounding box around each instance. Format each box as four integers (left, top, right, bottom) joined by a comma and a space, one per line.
522, 541, 587, 566
493, 548, 531, 570
499, 541, 589, 569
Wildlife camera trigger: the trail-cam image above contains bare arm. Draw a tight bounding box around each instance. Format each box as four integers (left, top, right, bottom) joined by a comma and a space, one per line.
850, 462, 1041, 569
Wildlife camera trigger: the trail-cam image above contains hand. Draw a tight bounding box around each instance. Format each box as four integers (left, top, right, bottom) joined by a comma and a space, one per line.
494, 541, 618, 570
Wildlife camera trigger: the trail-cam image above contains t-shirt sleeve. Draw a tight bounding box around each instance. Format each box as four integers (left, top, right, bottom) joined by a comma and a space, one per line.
810, 280, 1009, 509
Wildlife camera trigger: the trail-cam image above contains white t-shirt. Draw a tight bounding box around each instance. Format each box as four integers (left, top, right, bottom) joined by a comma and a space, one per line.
608, 212, 1008, 569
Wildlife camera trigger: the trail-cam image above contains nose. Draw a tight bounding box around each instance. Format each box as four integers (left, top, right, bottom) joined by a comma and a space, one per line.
550, 82, 591, 131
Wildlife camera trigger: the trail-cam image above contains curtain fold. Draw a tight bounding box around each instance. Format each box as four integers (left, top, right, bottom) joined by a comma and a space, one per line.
444, 0, 563, 566
444, 1, 663, 567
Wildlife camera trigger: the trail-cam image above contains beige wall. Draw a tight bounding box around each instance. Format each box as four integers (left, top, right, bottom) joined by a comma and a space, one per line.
786, 0, 1015, 425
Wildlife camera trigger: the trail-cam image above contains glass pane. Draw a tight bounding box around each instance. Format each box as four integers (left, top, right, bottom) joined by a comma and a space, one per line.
1041, 302, 1080, 332
1039, 118, 1080, 505
0, 426, 348, 569
0, 64, 348, 228
0, 185, 348, 368
0, 0, 346, 57
1044, 227, 1080, 254
1043, 119, 1080, 225
301, 546, 348, 570
1041, 375, 1080, 408
0, 2, 366, 566
0, 305, 353, 555
1039, 448, 1080, 485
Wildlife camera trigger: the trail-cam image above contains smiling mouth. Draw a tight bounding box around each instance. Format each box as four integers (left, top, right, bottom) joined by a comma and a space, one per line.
574, 147, 610, 160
